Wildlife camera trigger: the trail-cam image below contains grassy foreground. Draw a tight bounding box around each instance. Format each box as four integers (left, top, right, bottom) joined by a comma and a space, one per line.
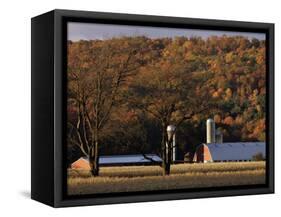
68, 161, 266, 195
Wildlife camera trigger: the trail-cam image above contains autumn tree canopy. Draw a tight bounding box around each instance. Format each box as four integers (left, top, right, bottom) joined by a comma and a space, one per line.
67, 35, 266, 174
67, 37, 150, 175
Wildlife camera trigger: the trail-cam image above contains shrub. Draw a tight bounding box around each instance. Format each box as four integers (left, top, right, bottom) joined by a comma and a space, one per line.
184, 152, 193, 163
252, 152, 264, 161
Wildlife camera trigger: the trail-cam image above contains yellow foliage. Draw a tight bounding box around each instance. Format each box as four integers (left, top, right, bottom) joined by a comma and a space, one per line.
225, 52, 234, 63
214, 114, 221, 123
226, 88, 232, 97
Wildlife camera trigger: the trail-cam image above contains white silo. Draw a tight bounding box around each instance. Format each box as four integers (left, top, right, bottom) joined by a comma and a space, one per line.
167, 125, 176, 162
206, 118, 216, 144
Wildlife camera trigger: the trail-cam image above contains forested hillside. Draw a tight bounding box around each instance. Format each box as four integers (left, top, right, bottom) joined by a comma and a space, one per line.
67, 35, 266, 162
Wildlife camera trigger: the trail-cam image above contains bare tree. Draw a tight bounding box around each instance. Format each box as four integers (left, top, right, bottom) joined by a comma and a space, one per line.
67, 39, 145, 176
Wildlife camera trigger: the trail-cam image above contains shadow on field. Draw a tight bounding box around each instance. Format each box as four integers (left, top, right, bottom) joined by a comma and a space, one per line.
68, 162, 265, 179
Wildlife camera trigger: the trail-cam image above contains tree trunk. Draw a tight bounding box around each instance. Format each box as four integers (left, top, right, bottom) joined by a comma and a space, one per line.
93, 140, 99, 176
166, 138, 171, 175
164, 161, 170, 175
161, 123, 170, 176
89, 140, 99, 176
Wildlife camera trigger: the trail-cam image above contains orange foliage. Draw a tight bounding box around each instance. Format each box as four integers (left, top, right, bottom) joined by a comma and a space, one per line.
223, 116, 234, 125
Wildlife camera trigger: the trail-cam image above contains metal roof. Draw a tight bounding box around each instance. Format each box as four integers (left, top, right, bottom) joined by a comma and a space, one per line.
205, 142, 266, 161
82, 154, 162, 165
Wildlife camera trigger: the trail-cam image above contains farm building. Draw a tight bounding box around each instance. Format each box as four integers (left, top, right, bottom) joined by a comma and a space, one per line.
193, 142, 266, 163
71, 154, 162, 169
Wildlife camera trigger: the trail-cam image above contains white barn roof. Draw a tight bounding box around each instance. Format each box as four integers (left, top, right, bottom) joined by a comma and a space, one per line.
207, 142, 266, 161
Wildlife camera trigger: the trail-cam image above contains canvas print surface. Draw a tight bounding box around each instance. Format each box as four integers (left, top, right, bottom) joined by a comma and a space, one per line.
66, 22, 266, 196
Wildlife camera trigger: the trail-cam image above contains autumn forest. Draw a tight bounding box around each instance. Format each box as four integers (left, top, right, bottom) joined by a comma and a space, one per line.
67, 34, 266, 176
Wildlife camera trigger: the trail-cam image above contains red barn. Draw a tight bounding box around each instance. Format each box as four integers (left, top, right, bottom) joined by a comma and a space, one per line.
193, 142, 265, 163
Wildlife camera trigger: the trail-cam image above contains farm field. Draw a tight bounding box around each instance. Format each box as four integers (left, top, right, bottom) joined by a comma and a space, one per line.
67, 161, 266, 195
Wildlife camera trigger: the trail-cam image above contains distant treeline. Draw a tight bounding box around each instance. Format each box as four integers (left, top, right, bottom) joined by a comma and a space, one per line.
67, 35, 266, 163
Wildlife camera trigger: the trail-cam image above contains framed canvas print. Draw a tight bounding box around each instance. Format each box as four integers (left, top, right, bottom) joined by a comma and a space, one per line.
31, 9, 274, 207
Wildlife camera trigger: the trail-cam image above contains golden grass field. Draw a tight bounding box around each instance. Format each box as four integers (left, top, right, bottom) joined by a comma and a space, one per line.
67, 161, 266, 195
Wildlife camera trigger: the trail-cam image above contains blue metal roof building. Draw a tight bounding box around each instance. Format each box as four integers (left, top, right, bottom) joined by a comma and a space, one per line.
98, 154, 162, 165
71, 154, 162, 169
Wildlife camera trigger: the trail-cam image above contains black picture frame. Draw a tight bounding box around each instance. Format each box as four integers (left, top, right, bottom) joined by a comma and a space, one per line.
31, 9, 274, 207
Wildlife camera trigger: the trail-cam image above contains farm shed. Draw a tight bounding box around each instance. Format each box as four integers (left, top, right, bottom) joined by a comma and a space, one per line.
193, 142, 266, 163
71, 154, 162, 169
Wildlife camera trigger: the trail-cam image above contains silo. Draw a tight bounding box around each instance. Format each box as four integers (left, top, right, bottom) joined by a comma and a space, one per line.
167, 125, 176, 162
215, 128, 223, 143
206, 118, 216, 144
